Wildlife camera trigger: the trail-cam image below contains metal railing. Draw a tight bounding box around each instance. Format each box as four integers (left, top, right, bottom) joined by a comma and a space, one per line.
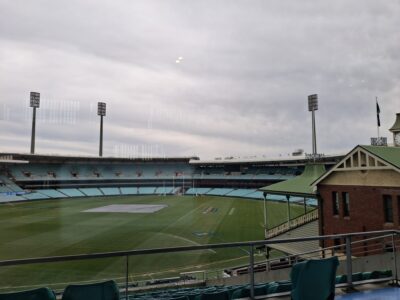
266, 208, 319, 238
0, 229, 399, 299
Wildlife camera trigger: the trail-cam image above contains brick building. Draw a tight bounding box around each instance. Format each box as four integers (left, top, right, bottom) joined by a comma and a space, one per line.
314, 145, 400, 254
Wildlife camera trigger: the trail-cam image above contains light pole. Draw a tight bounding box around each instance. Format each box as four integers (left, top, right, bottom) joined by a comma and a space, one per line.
98, 102, 106, 157
308, 94, 318, 161
30, 92, 40, 154
263, 192, 268, 239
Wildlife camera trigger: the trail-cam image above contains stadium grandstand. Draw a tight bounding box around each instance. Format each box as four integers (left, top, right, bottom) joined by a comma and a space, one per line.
0, 152, 342, 203
1, 152, 400, 300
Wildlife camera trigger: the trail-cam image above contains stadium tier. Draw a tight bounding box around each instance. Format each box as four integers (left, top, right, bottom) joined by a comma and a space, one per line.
0, 152, 345, 208
226, 189, 257, 197
37, 189, 68, 198
22, 191, 49, 200
100, 187, 121, 196
120, 187, 138, 195
206, 188, 234, 196
4, 154, 340, 190
57, 188, 85, 197
138, 187, 157, 194
79, 188, 103, 196
185, 187, 211, 195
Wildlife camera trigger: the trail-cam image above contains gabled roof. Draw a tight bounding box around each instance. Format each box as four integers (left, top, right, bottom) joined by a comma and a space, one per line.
259, 163, 326, 198
312, 145, 400, 186
360, 145, 400, 169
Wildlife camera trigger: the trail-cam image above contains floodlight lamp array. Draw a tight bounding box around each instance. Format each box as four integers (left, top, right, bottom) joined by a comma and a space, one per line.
308, 94, 318, 111
30, 92, 40, 108
97, 102, 106, 116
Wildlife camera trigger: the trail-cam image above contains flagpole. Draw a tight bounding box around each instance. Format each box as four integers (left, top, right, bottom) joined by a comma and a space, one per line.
376, 96, 380, 139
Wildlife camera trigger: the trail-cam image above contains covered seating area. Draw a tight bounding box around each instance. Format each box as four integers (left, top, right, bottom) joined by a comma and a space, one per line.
259, 163, 326, 231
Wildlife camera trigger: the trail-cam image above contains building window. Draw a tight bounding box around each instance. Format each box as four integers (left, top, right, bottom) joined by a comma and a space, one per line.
342, 192, 350, 217
397, 196, 400, 222
383, 195, 393, 223
332, 192, 339, 216
398, 196, 400, 223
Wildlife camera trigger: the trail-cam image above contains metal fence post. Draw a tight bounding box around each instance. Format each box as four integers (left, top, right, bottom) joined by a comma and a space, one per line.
249, 245, 255, 299
391, 233, 399, 286
345, 236, 355, 292
125, 255, 129, 300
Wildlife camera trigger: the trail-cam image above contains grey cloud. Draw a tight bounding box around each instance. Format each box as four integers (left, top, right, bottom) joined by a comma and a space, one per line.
0, 0, 399, 159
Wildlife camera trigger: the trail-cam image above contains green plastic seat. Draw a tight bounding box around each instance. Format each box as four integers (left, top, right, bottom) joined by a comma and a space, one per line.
230, 287, 245, 299
291, 256, 339, 300
62, 280, 120, 300
241, 284, 268, 297
351, 272, 363, 282
267, 281, 292, 294
200, 290, 229, 300
335, 274, 347, 284
0, 287, 56, 300
380, 269, 393, 278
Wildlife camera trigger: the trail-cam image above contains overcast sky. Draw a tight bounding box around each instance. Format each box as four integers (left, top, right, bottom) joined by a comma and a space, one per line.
0, 0, 399, 159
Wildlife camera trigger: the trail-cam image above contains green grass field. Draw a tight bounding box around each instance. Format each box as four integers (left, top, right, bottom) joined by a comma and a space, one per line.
0, 195, 306, 291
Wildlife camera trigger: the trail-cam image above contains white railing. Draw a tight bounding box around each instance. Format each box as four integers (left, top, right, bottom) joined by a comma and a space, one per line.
267, 209, 319, 238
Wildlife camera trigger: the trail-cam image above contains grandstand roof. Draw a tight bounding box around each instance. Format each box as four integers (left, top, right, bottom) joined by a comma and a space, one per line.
0, 153, 197, 164
190, 154, 343, 167
259, 163, 326, 198
0, 154, 29, 164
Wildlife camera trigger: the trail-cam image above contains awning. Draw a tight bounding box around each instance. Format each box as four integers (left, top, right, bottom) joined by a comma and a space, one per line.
259, 163, 326, 198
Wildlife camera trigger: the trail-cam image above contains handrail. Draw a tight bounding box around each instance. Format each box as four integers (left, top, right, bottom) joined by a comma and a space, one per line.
1, 229, 399, 267
230, 233, 398, 273
266, 208, 318, 238
1, 230, 400, 299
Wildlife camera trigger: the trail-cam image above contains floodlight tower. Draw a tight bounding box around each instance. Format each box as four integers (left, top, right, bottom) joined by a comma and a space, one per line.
30, 92, 40, 154
308, 94, 318, 161
98, 102, 106, 157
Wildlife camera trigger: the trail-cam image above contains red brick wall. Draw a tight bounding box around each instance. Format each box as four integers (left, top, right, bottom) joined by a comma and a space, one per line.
318, 184, 400, 253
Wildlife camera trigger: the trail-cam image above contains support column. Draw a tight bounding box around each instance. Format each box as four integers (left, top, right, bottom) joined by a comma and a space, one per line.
30, 107, 37, 154
263, 192, 268, 238
286, 195, 291, 228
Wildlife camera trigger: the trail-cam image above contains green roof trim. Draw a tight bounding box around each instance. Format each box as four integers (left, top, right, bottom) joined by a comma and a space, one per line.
360, 145, 400, 169
259, 163, 326, 198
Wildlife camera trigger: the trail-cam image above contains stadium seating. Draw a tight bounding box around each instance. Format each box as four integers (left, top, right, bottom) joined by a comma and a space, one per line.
120, 187, 138, 195
0, 176, 24, 193
23, 192, 49, 200
244, 191, 264, 199
225, 189, 256, 197
0, 287, 56, 300
155, 186, 175, 195
138, 187, 157, 195
206, 188, 234, 196
58, 188, 85, 197
100, 187, 121, 196
61, 280, 120, 300
0, 194, 26, 203
185, 188, 211, 195
291, 257, 339, 300
37, 189, 67, 198
79, 188, 103, 196
0, 267, 391, 300
126, 267, 393, 300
